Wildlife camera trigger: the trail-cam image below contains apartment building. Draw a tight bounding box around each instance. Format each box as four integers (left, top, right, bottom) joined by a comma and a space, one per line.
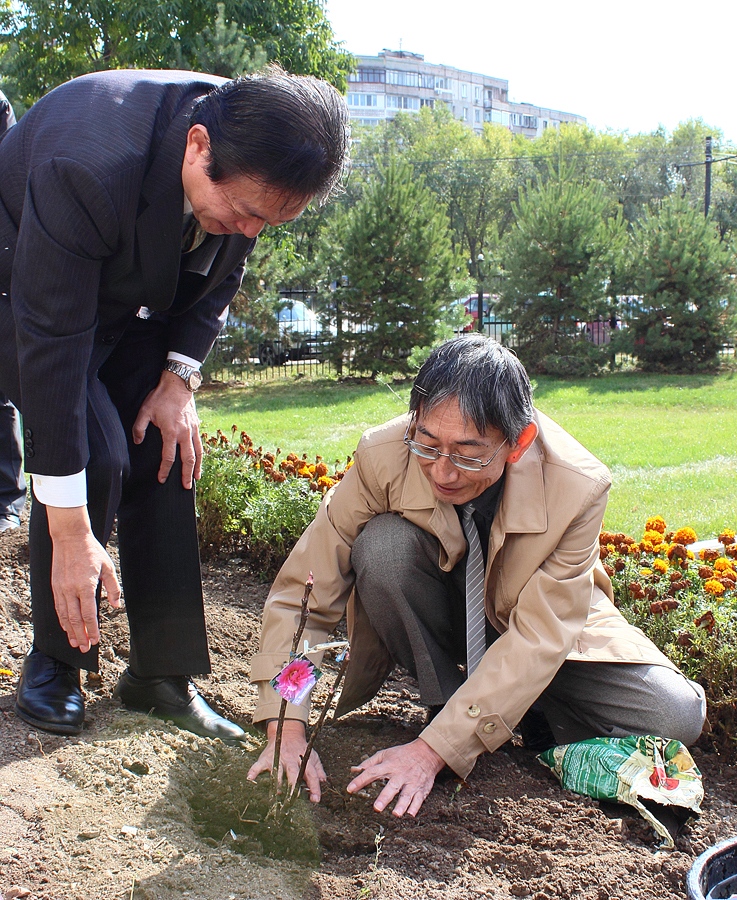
347, 49, 585, 138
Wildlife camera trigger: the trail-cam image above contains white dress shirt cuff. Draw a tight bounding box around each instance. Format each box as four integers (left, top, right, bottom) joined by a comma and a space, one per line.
32, 471, 87, 508
167, 351, 202, 369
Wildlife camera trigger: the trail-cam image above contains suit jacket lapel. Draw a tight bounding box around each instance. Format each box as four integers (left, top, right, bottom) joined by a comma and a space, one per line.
135, 109, 191, 311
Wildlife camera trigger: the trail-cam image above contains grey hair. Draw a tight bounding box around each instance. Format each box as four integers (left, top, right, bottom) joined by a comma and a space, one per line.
409, 335, 534, 444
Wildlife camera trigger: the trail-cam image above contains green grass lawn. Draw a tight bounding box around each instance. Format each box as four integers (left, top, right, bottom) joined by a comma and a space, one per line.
197, 372, 737, 539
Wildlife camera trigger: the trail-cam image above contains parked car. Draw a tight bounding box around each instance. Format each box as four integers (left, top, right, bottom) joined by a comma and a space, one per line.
258, 299, 325, 365
457, 294, 493, 331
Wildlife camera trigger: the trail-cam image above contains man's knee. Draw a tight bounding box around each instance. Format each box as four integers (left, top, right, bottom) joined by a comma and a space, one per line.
352, 514, 439, 590
639, 667, 706, 746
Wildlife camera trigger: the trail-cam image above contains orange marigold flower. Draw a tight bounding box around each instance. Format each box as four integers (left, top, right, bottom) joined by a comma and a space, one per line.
640, 540, 654, 553
271, 471, 287, 483
699, 548, 720, 562
694, 611, 715, 632
718, 529, 736, 545
603, 563, 615, 577
345, 459, 354, 469
317, 475, 335, 491
698, 566, 715, 579
713, 557, 734, 573
672, 527, 697, 545
614, 559, 626, 572
642, 529, 664, 544
725, 544, 737, 559
315, 462, 329, 478
652, 559, 668, 574
667, 544, 688, 560
720, 570, 736, 584
704, 579, 726, 596
645, 516, 667, 534
599, 546, 609, 560
628, 583, 646, 599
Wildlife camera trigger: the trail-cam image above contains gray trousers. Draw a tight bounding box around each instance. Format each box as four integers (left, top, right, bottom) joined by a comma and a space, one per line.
351, 514, 706, 747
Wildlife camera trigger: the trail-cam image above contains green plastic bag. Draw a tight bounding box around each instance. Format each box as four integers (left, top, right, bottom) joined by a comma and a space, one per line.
539, 735, 703, 849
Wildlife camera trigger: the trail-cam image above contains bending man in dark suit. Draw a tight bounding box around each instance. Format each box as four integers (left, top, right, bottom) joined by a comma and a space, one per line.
0, 66, 348, 739
0, 88, 27, 534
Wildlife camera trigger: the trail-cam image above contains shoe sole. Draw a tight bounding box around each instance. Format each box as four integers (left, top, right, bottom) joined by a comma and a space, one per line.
15, 703, 84, 736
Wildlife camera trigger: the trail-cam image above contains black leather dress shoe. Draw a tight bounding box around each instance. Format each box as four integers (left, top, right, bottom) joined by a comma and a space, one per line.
15, 649, 84, 735
113, 669, 246, 744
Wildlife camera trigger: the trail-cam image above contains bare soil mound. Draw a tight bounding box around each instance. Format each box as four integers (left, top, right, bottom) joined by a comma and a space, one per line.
1, 520, 736, 900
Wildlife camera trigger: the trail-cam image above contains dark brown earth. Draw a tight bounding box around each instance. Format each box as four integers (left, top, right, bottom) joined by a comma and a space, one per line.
1, 516, 736, 900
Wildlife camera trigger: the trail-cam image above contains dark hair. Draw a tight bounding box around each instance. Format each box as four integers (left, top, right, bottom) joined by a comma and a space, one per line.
409, 335, 534, 444
190, 64, 349, 204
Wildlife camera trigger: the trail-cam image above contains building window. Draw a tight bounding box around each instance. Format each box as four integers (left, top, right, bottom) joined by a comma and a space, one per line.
462, 107, 468, 121
461, 83, 467, 98
421, 74, 435, 88
485, 109, 510, 126
349, 68, 386, 83
510, 113, 538, 129
348, 93, 383, 108
420, 98, 435, 109
474, 109, 481, 123
474, 86, 480, 101
387, 69, 420, 87
386, 95, 420, 110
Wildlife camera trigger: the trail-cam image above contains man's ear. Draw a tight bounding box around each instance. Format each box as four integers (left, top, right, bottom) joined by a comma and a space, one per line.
184, 124, 210, 163
505, 421, 538, 465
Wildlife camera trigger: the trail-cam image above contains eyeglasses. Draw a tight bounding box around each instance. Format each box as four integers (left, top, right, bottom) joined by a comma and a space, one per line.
403, 422, 507, 472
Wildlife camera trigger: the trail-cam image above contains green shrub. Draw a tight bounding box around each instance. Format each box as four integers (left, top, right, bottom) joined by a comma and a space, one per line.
197, 428, 350, 578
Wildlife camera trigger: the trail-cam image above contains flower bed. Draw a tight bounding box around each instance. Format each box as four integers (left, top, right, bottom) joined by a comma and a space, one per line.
197, 427, 352, 574
600, 517, 737, 753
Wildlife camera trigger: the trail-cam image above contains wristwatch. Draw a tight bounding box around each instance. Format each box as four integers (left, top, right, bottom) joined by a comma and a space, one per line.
164, 359, 203, 392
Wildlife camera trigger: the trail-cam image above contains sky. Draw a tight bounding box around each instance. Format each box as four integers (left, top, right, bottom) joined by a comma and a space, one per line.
325, 0, 737, 145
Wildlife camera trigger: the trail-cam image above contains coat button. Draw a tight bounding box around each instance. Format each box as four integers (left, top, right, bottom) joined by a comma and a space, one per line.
101, 334, 116, 345
25, 448, 35, 458
483, 722, 496, 733
24, 428, 32, 438
467, 705, 481, 718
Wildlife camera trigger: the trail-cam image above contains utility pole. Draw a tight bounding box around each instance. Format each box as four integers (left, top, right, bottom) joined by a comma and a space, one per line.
705, 136, 713, 217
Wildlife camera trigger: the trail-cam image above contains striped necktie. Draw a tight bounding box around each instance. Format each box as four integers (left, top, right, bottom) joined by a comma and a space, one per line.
462, 503, 487, 675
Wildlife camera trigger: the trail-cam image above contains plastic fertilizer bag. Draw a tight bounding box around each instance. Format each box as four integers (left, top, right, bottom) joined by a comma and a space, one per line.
539, 734, 703, 849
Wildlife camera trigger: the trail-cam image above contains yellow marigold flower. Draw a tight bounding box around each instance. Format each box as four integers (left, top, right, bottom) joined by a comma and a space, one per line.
718, 529, 736, 545
645, 516, 667, 534
653, 559, 668, 574
606, 543, 616, 553
687, 550, 694, 560
672, 527, 697, 545
713, 557, 734, 573
639, 568, 653, 577
642, 529, 664, 544
704, 579, 726, 596
346, 459, 354, 470
317, 475, 335, 491
640, 540, 654, 553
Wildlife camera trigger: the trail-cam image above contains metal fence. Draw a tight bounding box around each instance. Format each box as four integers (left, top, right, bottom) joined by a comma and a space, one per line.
203, 321, 736, 383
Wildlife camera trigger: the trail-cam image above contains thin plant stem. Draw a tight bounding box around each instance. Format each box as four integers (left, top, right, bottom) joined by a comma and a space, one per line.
269, 574, 313, 806
285, 650, 351, 812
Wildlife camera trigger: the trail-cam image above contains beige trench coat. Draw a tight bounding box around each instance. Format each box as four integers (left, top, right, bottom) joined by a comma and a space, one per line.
250, 410, 676, 779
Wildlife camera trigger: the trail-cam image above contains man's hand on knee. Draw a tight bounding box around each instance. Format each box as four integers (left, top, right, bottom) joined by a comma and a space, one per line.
47, 506, 121, 652
346, 738, 446, 818
132, 371, 202, 490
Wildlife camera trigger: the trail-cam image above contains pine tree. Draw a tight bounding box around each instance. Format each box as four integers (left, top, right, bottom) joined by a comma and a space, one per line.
497, 165, 625, 374
325, 160, 459, 377
617, 195, 736, 372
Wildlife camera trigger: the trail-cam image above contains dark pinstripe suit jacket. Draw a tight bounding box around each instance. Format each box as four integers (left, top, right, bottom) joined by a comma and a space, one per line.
0, 70, 254, 476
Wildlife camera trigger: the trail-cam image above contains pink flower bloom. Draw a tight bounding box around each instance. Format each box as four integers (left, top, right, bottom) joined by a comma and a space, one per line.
272, 657, 318, 705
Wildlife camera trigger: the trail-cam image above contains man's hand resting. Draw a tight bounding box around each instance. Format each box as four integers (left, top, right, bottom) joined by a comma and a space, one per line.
346, 738, 446, 818
247, 719, 327, 803
132, 370, 202, 489
47, 506, 122, 652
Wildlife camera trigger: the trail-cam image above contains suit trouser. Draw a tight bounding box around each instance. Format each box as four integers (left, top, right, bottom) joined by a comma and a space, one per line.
0, 391, 26, 519
24, 315, 210, 676
351, 513, 706, 747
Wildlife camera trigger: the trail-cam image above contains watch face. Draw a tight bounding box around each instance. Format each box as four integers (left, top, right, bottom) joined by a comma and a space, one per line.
188, 370, 203, 391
